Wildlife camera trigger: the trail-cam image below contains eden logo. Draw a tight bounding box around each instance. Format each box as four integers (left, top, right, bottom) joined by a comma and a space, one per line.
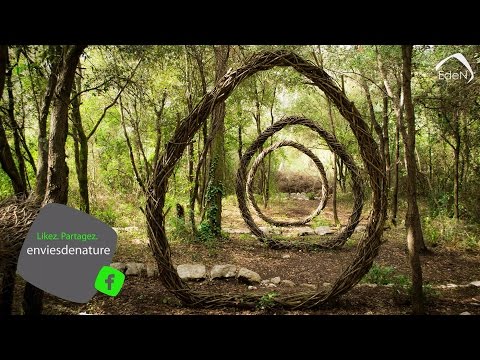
94, 266, 125, 297
435, 53, 474, 83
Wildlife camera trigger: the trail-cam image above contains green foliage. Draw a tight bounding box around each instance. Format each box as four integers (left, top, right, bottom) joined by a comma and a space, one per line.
392, 275, 439, 302
197, 220, 219, 244
306, 192, 316, 200
0, 171, 14, 199
309, 216, 331, 227
423, 215, 479, 250
361, 264, 397, 285
257, 291, 278, 310
198, 157, 224, 243
362, 264, 439, 302
169, 216, 194, 243
91, 207, 117, 227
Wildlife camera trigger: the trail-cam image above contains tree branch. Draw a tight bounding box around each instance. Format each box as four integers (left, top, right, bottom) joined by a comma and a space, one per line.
86, 56, 144, 140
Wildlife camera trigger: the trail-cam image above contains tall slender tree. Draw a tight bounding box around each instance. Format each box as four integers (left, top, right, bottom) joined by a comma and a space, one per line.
22, 45, 86, 315
204, 45, 229, 238
401, 45, 424, 314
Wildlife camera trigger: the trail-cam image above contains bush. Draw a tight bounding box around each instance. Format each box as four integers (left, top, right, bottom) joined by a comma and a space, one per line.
92, 208, 117, 226
168, 216, 194, 243
361, 264, 396, 285
276, 171, 323, 194
422, 215, 479, 250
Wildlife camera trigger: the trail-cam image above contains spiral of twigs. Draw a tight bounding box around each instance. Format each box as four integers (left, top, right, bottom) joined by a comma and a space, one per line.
246, 140, 329, 227
145, 50, 387, 309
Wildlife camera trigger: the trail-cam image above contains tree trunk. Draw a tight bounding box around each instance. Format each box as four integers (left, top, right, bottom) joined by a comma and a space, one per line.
191, 47, 209, 216
327, 99, 339, 226
0, 45, 27, 315
36, 47, 61, 198
0, 45, 6, 98
205, 45, 229, 237
453, 138, 460, 220
253, 83, 266, 203
238, 125, 243, 161
391, 115, 401, 225
382, 87, 391, 193
265, 87, 276, 208
119, 97, 145, 192
71, 69, 90, 213
401, 45, 424, 314
0, 119, 26, 195
461, 114, 470, 186
6, 60, 28, 191
23, 45, 86, 316
453, 113, 461, 220
377, 48, 403, 226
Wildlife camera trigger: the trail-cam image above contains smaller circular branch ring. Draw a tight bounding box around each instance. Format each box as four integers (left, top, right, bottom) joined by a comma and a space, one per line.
236, 117, 365, 250
246, 140, 329, 227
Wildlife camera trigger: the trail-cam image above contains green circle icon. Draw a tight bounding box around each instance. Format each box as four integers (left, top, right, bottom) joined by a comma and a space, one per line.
95, 266, 125, 297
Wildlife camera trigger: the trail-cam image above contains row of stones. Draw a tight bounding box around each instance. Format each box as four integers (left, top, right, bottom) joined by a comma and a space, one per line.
109, 262, 317, 289
110, 261, 480, 290
223, 225, 367, 237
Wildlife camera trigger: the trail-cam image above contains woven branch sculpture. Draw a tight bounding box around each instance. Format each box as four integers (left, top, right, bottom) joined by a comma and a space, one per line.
239, 118, 364, 250
246, 140, 329, 227
146, 50, 387, 309
0, 196, 41, 264
0, 196, 41, 308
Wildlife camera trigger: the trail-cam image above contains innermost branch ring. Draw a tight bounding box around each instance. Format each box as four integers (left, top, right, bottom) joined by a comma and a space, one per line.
246, 140, 329, 227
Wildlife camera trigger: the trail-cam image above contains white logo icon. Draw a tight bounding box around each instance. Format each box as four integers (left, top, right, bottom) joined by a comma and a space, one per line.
435, 53, 474, 83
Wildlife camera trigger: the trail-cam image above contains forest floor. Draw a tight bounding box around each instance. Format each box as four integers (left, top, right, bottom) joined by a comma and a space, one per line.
14, 195, 480, 315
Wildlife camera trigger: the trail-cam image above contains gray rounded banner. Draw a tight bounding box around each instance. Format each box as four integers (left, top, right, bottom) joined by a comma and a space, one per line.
17, 203, 117, 303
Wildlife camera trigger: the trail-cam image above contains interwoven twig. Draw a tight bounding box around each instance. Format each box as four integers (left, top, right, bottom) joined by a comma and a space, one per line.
146, 50, 387, 309
246, 140, 329, 227
0, 195, 41, 304
239, 119, 364, 250
0, 196, 41, 263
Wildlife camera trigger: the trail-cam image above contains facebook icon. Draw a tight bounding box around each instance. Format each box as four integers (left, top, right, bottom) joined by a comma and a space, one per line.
105, 273, 115, 290
95, 266, 125, 296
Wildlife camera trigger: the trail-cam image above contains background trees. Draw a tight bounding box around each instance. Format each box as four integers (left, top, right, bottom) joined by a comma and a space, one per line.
1, 45, 479, 315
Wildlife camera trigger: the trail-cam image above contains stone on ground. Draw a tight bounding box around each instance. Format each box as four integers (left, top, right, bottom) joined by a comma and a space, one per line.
315, 226, 335, 235
146, 264, 159, 278
177, 264, 206, 281
282, 254, 291, 259
237, 267, 261, 284
210, 264, 238, 279
125, 262, 145, 276
258, 226, 282, 235
281, 280, 295, 287
300, 283, 317, 291
110, 262, 127, 273
270, 276, 281, 285
223, 228, 250, 234
297, 227, 316, 236
469, 281, 480, 287
460, 311, 471, 315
